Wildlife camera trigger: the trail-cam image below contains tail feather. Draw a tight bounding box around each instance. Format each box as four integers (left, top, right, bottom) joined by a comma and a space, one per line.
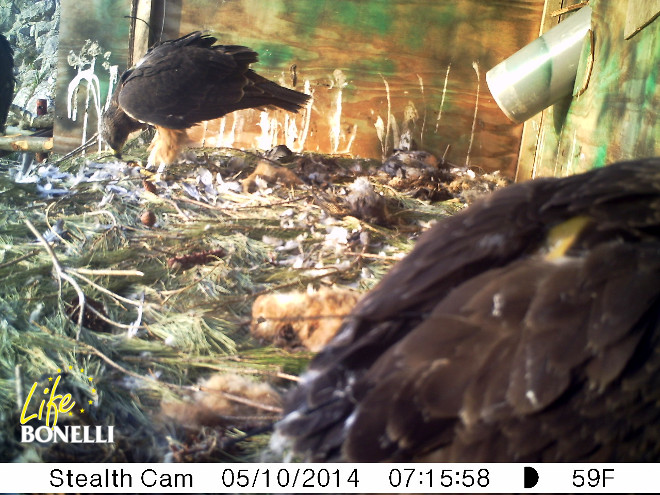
245, 70, 310, 113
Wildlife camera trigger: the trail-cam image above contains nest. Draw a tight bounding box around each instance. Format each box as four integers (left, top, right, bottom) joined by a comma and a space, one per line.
0, 140, 507, 461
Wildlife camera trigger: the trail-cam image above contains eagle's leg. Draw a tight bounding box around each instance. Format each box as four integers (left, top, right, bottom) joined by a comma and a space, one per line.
147, 126, 190, 172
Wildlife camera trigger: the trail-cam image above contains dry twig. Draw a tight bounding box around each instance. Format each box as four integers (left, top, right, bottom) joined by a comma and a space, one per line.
25, 218, 86, 338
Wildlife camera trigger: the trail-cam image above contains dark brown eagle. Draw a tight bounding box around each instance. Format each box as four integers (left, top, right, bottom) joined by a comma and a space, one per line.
101, 31, 310, 167
0, 33, 15, 134
274, 157, 660, 462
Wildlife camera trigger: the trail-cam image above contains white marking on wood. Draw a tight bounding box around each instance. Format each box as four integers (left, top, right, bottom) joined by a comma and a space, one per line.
380, 74, 392, 157
466, 61, 480, 167
435, 63, 452, 132
417, 74, 426, 146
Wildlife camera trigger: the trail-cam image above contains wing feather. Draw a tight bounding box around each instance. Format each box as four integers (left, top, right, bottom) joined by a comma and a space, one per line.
277, 158, 660, 462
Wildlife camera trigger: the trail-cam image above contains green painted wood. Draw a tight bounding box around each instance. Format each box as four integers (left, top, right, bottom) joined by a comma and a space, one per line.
527, 0, 659, 177
625, 0, 660, 39
57, 0, 549, 176
515, 0, 563, 181
162, 0, 548, 175
54, 0, 134, 153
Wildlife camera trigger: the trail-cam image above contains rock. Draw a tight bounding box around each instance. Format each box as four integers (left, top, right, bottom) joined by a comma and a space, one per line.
21, 0, 55, 21
38, 33, 58, 59
4, 0, 60, 112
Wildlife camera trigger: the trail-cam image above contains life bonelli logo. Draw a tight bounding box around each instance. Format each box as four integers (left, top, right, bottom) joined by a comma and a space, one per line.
20, 364, 114, 444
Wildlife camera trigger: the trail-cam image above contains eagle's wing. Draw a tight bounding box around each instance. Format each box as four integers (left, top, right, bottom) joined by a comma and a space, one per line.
118, 32, 308, 130
118, 33, 258, 129
276, 158, 660, 462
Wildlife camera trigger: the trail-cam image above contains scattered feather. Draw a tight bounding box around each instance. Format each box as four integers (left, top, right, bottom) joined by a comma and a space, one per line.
251, 288, 361, 351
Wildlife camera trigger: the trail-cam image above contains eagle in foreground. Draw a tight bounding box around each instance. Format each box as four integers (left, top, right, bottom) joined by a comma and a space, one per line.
274, 158, 660, 462
101, 32, 310, 167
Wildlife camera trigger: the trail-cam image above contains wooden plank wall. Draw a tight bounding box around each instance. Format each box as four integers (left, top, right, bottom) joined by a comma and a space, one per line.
159, 0, 547, 176
57, 0, 550, 177
517, 0, 660, 178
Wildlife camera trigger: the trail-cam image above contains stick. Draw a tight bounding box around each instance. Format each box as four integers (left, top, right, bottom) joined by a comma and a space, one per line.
24, 219, 86, 338
0, 250, 39, 270
551, 2, 589, 17
73, 267, 144, 277
67, 269, 144, 306
49, 133, 100, 167
0, 135, 53, 152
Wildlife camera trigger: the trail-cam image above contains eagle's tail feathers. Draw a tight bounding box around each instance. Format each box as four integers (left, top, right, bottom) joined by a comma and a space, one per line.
245, 70, 311, 113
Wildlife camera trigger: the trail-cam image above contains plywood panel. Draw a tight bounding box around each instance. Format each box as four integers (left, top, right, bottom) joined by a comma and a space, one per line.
148, 0, 547, 175
54, 0, 134, 153
625, 0, 660, 39
57, 0, 548, 176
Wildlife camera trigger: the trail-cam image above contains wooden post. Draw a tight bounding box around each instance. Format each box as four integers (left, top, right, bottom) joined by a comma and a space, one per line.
0, 135, 53, 152
36, 99, 49, 162
131, 0, 152, 64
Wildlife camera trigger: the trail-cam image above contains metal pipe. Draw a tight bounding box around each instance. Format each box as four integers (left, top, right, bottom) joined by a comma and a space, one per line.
486, 6, 592, 123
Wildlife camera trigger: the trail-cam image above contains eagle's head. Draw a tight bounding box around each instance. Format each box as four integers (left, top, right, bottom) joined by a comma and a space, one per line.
100, 99, 145, 157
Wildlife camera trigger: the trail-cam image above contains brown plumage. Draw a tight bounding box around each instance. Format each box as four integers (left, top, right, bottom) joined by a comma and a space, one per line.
0, 34, 15, 134
101, 31, 310, 167
274, 158, 660, 462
